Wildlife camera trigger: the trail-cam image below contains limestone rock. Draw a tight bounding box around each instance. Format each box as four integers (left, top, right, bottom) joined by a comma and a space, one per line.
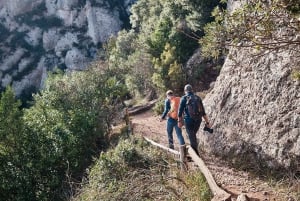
12, 59, 47, 97
18, 58, 34, 73
1, 74, 12, 88
43, 29, 61, 51
202, 46, 300, 169
86, 4, 122, 44
0, 0, 136, 97
199, 0, 300, 171
0, 49, 26, 72
0, 0, 43, 16
55, 32, 78, 54
65, 48, 88, 70
25, 27, 43, 47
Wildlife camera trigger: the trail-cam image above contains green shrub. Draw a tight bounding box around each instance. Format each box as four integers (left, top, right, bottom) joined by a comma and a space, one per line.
152, 97, 164, 115
73, 137, 212, 201
0, 62, 129, 200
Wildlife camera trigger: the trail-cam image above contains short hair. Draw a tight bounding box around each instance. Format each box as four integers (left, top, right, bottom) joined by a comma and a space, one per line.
184, 84, 192, 92
166, 90, 173, 96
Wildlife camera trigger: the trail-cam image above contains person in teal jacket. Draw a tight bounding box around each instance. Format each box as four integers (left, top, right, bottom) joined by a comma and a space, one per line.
177, 84, 211, 156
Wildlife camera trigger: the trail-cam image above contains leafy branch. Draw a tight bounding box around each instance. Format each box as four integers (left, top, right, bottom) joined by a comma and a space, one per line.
200, 0, 300, 58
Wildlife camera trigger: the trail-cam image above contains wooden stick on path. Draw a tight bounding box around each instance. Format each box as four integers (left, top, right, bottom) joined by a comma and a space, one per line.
187, 145, 231, 201
143, 137, 187, 170
143, 137, 232, 200
144, 137, 180, 155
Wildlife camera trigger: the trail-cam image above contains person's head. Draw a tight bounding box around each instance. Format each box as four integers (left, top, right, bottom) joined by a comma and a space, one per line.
166, 90, 174, 99
184, 84, 193, 94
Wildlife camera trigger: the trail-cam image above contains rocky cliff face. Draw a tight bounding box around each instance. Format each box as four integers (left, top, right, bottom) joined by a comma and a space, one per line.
201, 0, 300, 170
0, 0, 136, 97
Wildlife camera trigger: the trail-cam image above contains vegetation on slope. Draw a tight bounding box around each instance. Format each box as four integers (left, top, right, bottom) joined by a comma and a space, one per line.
0, 64, 128, 201
0, 0, 299, 200
105, 0, 222, 97
72, 136, 212, 201
200, 0, 300, 77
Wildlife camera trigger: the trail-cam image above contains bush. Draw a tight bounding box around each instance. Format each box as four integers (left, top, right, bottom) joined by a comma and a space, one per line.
0, 62, 129, 200
73, 137, 212, 201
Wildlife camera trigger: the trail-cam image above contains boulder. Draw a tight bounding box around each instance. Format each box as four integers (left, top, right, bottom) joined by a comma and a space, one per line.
202, 46, 300, 169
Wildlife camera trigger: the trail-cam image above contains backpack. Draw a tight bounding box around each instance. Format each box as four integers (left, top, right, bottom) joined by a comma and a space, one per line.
186, 94, 203, 120
168, 96, 181, 120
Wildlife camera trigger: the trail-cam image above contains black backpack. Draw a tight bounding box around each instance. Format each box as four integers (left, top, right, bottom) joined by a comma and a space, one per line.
185, 94, 203, 120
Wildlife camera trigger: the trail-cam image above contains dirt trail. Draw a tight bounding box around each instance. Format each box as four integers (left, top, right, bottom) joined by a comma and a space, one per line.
131, 110, 295, 201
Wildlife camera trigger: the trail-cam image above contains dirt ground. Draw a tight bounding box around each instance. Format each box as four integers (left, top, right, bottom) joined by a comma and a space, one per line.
131, 110, 299, 201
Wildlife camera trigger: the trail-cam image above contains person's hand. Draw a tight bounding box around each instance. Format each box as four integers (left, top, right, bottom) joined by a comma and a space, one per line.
178, 117, 183, 128
205, 122, 211, 128
203, 122, 213, 133
178, 121, 183, 128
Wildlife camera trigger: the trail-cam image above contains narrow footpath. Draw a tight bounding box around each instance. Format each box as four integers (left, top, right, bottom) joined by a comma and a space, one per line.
131, 110, 297, 201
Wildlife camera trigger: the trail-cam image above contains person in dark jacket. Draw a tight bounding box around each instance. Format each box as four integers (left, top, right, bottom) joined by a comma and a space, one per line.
177, 84, 211, 155
160, 90, 185, 149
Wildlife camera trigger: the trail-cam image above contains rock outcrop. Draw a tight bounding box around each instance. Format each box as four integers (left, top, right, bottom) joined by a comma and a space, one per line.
201, 0, 300, 170
202, 47, 300, 170
0, 0, 136, 97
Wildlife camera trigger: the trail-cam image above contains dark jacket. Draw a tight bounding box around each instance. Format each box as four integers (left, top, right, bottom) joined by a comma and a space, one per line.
178, 92, 206, 120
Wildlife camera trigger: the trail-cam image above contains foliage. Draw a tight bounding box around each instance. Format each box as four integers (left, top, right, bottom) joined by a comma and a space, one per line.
105, 30, 155, 99
143, 1, 200, 64
173, 0, 222, 32
152, 43, 185, 93
72, 137, 212, 201
126, 0, 220, 95
0, 86, 27, 200
200, 0, 300, 58
0, 62, 129, 200
152, 97, 165, 115
147, 17, 173, 58
130, 0, 164, 33
22, 63, 128, 191
124, 51, 155, 98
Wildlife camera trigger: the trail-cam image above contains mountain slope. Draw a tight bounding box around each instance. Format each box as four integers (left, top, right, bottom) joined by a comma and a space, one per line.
0, 0, 136, 97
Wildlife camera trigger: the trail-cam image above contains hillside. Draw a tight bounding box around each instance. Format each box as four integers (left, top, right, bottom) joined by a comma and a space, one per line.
0, 0, 136, 98
0, 0, 299, 200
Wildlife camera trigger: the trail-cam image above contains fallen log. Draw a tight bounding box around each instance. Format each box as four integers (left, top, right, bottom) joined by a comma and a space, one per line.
144, 137, 187, 170
144, 137, 180, 155
142, 137, 232, 200
128, 100, 157, 115
187, 145, 231, 201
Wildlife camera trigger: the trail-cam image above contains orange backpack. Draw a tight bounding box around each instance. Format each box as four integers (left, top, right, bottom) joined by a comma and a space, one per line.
168, 96, 181, 120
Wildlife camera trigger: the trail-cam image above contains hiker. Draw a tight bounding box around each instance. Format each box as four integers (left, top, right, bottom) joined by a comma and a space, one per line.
177, 84, 211, 156
160, 90, 185, 149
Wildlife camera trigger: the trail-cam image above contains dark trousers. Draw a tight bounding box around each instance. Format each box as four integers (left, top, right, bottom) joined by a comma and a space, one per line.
184, 118, 201, 155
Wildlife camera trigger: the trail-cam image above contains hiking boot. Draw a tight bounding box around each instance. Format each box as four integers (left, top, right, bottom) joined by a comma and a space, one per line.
169, 144, 174, 149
